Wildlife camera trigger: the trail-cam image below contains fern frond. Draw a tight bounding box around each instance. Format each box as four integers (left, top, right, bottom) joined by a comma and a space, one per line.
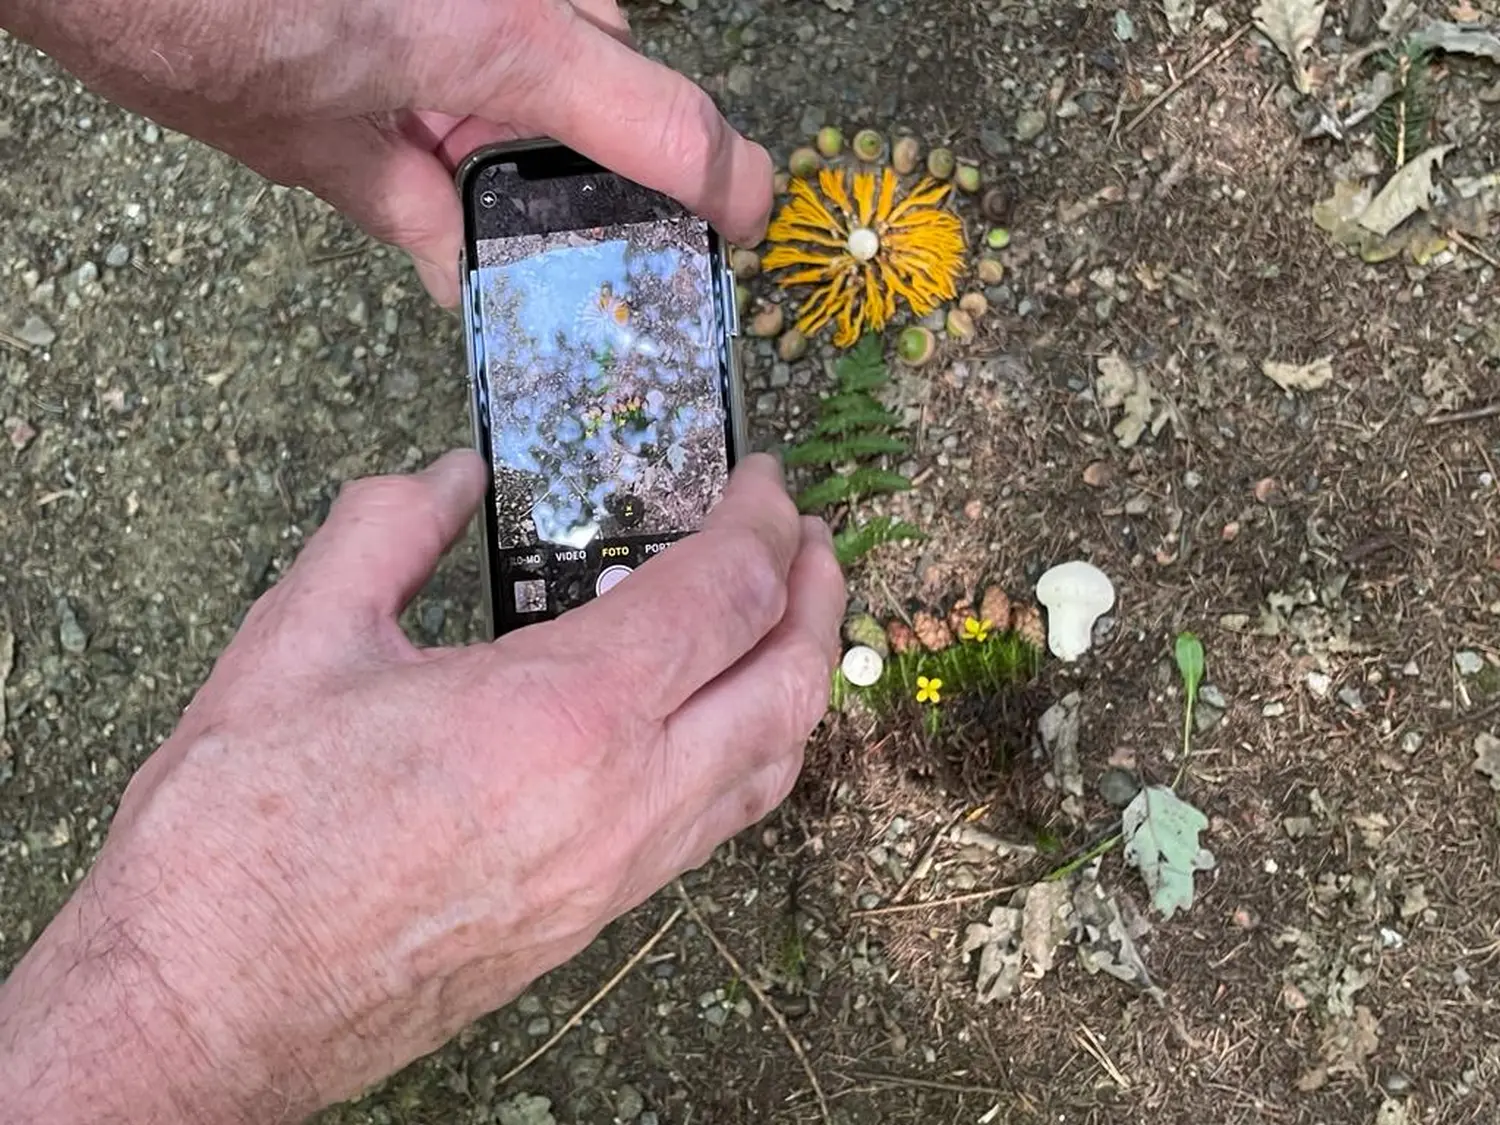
794, 474, 853, 512
1374, 42, 1433, 168
782, 433, 908, 467
813, 402, 903, 437
833, 517, 926, 568
846, 467, 913, 498
834, 333, 888, 392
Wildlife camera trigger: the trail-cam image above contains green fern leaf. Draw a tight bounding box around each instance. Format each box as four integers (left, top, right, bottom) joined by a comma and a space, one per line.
794, 474, 853, 512
813, 403, 902, 437
834, 333, 888, 392
833, 517, 926, 567
846, 467, 913, 498
782, 433, 908, 467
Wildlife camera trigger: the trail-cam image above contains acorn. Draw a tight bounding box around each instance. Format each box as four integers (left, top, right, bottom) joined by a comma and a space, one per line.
789, 147, 821, 179
986, 227, 1011, 251
954, 162, 982, 194
776, 327, 808, 362
977, 256, 1005, 285
891, 135, 921, 175
730, 248, 761, 280
773, 170, 792, 195
896, 325, 936, 367
945, 307, 976, 341
981, 186, 1012, 224
816, 126, 845, 159
735, 283, 752, 318
852, 128, 884, 162
926, 147, 956, 180
959, 291, 989, 320
750, 302, 785, 338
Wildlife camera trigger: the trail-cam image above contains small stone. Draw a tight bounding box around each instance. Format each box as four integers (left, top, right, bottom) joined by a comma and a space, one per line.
1381, 1074, 1412, 1096
703, 1005, 729, 1027
1015, 109, 1048, 142
7, 418, 36, 451
525, 1015, 551, 1037
57, 599, 88, 655
1098, 766, 1141, 808
419, 602, 445, 637
776, 328, 808, 362
768, 364, 791, 389
383, 368, 421, 401
749, 303, 785, 338
857, 892, 881, 910
566, 1054, 604, 1087
1082, 461, 1113, 488
1194, 704, 1224, 733
1183, 469, 1203, 490
1283, 816, 1314, 838
16, 315, 56, 348
1199, 684, 1227, 710
726, 65, 753, 97
1401, 660, 1419, 677
1263, 701, 1287, 717
614, 1084, 646, 1121
1455, 650, 1485, 676
1337, 686, 1365, 711
104, 243, 130, 269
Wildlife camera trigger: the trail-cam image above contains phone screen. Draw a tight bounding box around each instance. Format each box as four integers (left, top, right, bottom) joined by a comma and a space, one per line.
461, 146, 740, 635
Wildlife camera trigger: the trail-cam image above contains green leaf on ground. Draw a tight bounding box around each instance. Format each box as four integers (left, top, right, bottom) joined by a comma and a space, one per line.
833, 333, 889, 392
845, 467, 913, 498
781, 433, 908, 467
1122, 786, 1215, 919
793, 475, 852, 512
1174, 632, 1205, 708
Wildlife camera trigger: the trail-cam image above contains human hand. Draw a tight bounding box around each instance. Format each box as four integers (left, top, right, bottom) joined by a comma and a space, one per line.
3, 0, 772, 305
0, 450, 843, 1125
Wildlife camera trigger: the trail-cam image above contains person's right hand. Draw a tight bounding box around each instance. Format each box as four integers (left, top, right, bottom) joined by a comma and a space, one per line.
0, 451, 844, 1125
4, 0, 772, 305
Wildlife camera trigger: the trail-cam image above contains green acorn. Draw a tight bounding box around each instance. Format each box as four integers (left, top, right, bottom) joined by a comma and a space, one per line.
816, 126, 845, 159
789, 147, 821, 179
852, 128, 884, 162
955, 162, 982, 194
897, 325, 937, 366
926, 147, 955, 180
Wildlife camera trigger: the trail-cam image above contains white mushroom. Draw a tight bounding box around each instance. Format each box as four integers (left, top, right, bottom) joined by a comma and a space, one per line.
1035, 561, 1116, 662
840, 644, 885, 687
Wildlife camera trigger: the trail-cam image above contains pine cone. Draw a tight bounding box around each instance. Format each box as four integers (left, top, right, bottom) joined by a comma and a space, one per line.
979, 585, 1012, 632
886, 619, 918, 655
947, 597, 975, 637
913, 610, 954, 652
1012, 603, 1045, 650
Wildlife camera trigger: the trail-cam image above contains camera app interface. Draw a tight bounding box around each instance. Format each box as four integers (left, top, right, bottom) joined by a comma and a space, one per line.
475, 216, 729, 622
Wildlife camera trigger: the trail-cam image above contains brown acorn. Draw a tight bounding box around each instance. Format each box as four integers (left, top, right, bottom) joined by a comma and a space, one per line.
892, 135, 921, 175
789, 147, 821, 178
959, 291, 989, 320
976, 256, 1005, 285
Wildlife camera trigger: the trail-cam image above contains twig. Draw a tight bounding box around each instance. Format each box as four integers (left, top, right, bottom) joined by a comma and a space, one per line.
1074, 1024, 1129, 1089
838, 1070, 1008, 1097
1448, 229, 1500, 271
1123, 24, 1252, 135
675, 883, 831, 1125
0, 328, 32, 353
850, 884, 1023, 918
497, 904, 683, 1088
1425, 401, 1500, 427
1430, 699, 1500, 733
1042, 827, 1123, 882
888, 810, 962, 904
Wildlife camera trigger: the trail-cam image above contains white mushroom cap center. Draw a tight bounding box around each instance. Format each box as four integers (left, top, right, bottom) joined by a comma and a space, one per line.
846, 226, 880, 262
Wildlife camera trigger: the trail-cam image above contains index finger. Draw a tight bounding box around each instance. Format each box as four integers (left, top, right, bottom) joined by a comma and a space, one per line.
517, 10, 774, 246
563, 454, 801, 718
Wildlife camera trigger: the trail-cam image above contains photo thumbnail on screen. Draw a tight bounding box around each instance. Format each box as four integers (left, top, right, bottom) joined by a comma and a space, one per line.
474, 215, 730, 618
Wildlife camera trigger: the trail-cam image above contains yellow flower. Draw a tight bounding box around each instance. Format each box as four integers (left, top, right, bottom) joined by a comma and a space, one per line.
764, 167, 966, 349
962, 616, 990, 643
915, 675, 943, 704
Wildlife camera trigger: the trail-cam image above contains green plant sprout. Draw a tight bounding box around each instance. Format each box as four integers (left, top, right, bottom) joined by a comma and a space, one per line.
780, 332, 924, 568
1172, 631, 1205, 787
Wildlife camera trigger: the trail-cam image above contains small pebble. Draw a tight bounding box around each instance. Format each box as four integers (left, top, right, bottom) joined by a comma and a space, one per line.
1382, 1073, 1412, 1095
1263, 701, 1287, 717
1015, 108, 1047, 142
1337, 686, 1365, 712
104, 243, 131, 269
856, 891, 881, 910
17, 315, 56, 348
1098, 766, 1141, 808
703, 1005, 729, 1027
57, 599, 88, 655
525, 1016, 551, 1037
1455, 650, 1485, 676
614, 1084, 645, 1121
1306, 671, 1331, 697
1199, 684, 1227, 710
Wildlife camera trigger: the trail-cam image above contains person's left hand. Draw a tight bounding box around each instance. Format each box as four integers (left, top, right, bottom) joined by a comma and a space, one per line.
5, 0, 773, 305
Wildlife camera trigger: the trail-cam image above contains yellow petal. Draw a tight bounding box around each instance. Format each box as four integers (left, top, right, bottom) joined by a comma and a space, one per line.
820, 167, 854, 217
853, 171, 877, 228
763, 245, 842, 270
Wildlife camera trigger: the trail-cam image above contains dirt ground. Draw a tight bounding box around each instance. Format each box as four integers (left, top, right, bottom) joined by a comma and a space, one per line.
3, 1, 1499, 1123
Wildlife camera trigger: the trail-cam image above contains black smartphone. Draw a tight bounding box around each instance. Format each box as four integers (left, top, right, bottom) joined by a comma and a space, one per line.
457, 140, 746, 639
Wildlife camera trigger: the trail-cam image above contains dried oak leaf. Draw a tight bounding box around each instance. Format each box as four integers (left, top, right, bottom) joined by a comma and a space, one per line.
1253, 0, 1327, 94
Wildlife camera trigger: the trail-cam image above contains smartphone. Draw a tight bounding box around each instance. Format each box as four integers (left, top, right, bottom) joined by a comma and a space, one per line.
457, 140, 746, 639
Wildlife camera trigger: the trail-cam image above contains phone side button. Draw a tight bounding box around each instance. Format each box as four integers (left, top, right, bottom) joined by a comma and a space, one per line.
722, 265, 741, 336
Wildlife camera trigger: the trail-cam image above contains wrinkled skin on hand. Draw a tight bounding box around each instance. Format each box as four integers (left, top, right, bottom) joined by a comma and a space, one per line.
0, 451, 843, 1123
3, 0, 773, 303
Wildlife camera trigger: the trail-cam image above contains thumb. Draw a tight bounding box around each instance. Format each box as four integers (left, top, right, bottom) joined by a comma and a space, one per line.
294, 449, 489, 623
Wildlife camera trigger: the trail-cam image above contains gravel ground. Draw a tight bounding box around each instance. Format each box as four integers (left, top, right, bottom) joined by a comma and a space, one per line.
5, 1, 1500, 1123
